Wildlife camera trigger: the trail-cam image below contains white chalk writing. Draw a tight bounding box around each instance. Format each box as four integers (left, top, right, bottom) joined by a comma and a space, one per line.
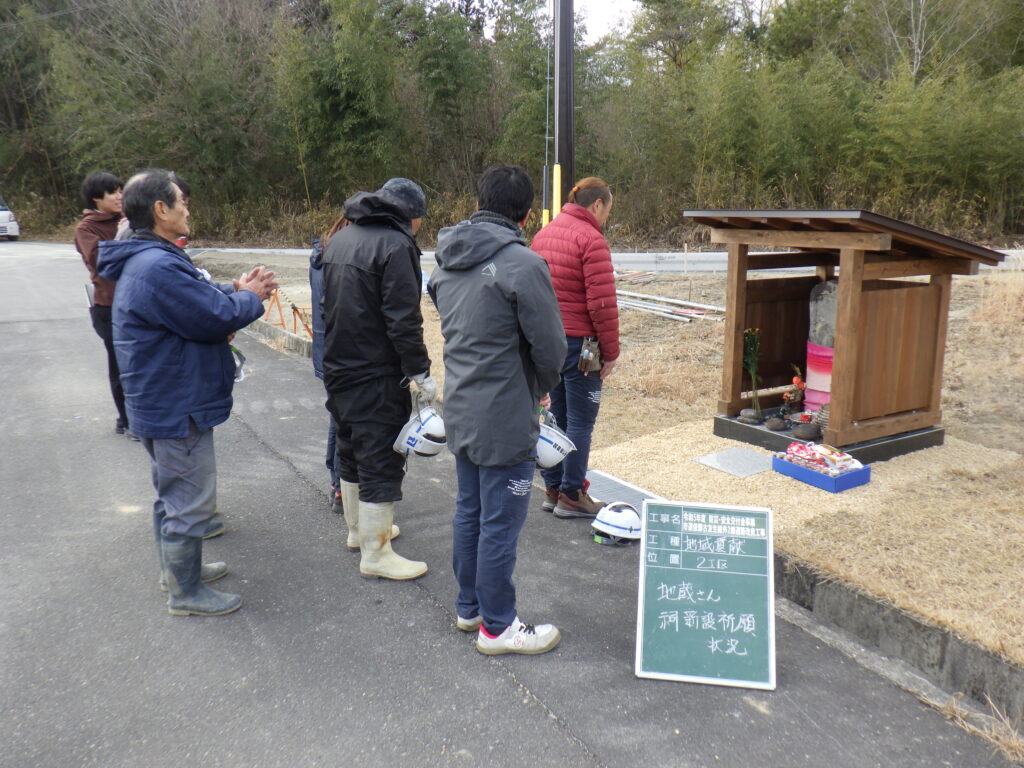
655, 582, 721, 604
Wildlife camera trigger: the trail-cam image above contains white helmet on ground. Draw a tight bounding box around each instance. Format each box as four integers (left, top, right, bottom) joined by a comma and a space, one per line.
536, 421, 576, 468
592, 502, 642, 546
393, 406, 447, 457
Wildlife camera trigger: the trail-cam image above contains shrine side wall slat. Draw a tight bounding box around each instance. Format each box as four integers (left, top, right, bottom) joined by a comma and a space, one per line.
853, 281, 940, 420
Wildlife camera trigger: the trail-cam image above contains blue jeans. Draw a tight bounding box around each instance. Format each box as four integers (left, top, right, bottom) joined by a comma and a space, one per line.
326, 417, 339, 489
452, 457, 535, 635
141, 420, 217, 538
541, 336, 602, 493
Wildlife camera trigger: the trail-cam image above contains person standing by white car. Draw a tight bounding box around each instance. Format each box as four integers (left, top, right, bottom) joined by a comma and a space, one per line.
74, 172, 131, 437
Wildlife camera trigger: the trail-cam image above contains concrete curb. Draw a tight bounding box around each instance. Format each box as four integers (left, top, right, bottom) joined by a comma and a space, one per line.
240, 317, 1024, 725
245, 317, 311, 357
775, 552, 1024, 722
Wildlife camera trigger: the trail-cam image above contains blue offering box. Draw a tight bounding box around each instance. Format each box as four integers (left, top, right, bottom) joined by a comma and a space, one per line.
771, 455, 871, 493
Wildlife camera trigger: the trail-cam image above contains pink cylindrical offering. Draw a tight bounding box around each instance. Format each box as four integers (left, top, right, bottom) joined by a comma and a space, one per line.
805, 341, 834, 412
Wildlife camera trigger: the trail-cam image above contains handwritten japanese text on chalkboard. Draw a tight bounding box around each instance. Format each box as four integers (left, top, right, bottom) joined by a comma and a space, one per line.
636, 502, 775, 689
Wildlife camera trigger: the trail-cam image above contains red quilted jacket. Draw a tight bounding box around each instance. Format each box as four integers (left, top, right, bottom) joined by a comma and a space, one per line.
531, 203, 620, 362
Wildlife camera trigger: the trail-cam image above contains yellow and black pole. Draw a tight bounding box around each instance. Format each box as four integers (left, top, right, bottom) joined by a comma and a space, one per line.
553, 0, 575, 211
551, 164, 562, 224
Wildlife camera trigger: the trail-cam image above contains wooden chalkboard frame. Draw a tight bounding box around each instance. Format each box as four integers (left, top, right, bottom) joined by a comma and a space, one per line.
635, 500, 776, 690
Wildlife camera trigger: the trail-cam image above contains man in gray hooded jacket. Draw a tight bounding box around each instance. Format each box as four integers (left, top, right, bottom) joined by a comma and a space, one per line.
428, 164, 567, 656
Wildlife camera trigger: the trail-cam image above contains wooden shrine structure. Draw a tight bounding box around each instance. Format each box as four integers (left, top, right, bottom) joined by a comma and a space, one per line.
684, 210, 1004, 456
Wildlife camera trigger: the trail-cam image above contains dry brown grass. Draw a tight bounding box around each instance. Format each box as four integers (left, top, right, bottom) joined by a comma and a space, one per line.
939, 695, 1024, 764
943, 270, 1024, 451
973, 269, 1024, 324
422, 302, 446, 395
613, 324, 722, 401
608, 276, 724, 404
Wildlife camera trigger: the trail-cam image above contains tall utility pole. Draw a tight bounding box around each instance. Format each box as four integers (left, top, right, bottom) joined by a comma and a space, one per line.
553, 0, 574, 209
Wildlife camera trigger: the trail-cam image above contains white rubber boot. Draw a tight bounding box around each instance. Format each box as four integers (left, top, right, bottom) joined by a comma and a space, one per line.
341, 481, 399, 550
358, 501, 426, 580
339, 480, 361, 549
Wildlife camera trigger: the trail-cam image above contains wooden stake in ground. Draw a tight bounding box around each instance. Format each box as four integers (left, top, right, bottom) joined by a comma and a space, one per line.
743, 327, 762, 416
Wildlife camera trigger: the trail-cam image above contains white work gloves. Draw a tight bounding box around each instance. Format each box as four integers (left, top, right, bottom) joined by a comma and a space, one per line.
411, 372, 436, 403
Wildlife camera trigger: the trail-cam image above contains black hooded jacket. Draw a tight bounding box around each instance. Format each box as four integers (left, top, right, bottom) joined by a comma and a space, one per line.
321, 190, 430, 422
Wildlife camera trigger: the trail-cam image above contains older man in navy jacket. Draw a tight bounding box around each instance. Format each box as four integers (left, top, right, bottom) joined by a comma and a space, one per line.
98, 169, 277, 617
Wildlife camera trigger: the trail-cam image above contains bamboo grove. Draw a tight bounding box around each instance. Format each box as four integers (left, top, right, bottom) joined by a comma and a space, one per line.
3, 0, 1024, 244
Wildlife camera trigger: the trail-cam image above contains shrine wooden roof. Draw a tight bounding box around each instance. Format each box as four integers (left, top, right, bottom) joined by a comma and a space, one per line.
684, 209, 1004, 266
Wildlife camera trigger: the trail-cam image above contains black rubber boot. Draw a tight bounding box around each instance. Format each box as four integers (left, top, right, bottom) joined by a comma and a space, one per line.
161, 534, 241, 616
154, 510, 227, 591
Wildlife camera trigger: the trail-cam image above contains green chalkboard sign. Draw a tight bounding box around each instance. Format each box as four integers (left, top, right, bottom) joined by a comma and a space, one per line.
635, 501, 775, 690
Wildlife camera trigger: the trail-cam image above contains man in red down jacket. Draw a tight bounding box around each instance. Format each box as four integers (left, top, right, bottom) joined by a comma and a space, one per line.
531, 176, 619, 519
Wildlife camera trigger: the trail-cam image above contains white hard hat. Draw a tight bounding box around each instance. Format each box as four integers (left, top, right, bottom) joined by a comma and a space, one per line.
393, 405, 447, 457
536, 421, 576, 468
592, 502, 642, 545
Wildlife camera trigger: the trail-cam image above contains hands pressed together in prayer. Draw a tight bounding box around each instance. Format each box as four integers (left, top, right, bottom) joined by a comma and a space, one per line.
234, 266, 279, 301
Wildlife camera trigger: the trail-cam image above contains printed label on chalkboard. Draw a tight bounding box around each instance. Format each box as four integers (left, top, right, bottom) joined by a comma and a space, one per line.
635, 501, 775, 690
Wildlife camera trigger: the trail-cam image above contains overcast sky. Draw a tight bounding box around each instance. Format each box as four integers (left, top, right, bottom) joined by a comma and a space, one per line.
577, 0, 639, 42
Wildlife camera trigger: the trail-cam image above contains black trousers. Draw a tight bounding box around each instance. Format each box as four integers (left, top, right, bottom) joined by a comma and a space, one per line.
325, 375, 412, 503
89, 305, 128, 427
330, 418, 408, 504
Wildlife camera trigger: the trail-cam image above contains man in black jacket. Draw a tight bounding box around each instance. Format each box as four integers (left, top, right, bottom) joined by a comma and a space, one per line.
322, 178, 433, 580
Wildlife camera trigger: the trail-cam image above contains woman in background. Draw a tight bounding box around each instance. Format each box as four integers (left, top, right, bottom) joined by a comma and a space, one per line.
75, 171, 130, 437
530, 177, 619, 520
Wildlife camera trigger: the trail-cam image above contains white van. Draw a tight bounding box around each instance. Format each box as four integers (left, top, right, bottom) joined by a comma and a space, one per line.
0, 196, 20, 240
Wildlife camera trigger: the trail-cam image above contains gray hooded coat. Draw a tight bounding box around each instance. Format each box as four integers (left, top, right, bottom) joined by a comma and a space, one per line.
429, 213, 566, 467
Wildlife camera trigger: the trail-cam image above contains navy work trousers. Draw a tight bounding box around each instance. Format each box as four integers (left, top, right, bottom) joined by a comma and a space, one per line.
541, 335, 602, 493
325, 416, 339, 490
452, 456, 535, 635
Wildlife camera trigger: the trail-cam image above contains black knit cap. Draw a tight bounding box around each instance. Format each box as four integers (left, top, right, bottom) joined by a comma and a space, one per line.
380, 177, 427, 219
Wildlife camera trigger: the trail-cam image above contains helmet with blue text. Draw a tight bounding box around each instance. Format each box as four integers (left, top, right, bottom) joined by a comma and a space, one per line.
393, 405, 446, 457
536, 409, 576, 468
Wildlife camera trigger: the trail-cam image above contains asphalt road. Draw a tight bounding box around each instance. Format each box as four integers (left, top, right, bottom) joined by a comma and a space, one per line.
1, 241, 1013, 768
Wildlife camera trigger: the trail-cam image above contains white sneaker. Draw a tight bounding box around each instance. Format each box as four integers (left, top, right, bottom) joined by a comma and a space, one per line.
456, 615, 483, 632
476, 619, 561, 655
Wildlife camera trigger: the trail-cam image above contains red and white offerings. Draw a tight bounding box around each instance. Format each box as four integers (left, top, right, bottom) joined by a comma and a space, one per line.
777, 442, 863, 477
